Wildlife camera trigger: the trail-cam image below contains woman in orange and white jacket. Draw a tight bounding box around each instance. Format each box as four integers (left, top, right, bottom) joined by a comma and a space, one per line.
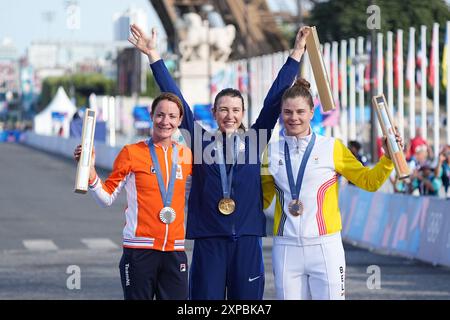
74, 92, 192, 300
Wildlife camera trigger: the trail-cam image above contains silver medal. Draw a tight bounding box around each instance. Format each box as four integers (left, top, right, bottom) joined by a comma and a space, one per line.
159, 207, 176, 224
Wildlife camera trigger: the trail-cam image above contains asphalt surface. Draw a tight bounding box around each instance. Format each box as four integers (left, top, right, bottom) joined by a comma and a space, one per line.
1, 143, 449, 300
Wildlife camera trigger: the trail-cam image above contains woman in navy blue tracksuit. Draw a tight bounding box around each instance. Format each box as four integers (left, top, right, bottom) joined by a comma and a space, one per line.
129, 24, 310, 299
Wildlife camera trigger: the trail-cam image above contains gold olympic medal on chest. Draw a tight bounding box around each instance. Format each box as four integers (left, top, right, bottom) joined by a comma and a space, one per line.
288, 199, 304, 216
159, 207, 176, 224
218, 198, 236, 215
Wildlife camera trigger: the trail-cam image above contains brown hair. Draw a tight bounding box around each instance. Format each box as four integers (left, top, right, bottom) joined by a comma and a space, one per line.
213, 88, 246, 131
282, 78, 314, 110
151, 92, 184, 118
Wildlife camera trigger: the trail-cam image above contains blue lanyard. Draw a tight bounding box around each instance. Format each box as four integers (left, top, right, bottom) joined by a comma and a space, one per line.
216, 135, 239, 199
284, 133, 316, 201
148, 139, 178, 207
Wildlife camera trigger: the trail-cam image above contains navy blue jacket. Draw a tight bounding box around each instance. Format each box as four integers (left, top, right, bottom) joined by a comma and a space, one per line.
150, 57, 299, 239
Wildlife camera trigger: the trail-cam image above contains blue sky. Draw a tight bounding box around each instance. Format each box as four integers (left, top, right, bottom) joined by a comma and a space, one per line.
0, 0, 163, 56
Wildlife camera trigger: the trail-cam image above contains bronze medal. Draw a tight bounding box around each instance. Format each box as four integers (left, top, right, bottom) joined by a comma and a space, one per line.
288, 199, 303, 216
218, 198, 236, 215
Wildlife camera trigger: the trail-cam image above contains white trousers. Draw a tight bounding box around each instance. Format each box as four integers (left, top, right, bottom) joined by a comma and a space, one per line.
272, 233, 346, 300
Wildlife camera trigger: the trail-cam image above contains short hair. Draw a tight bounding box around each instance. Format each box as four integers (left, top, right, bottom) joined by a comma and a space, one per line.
151, 92, 184, 118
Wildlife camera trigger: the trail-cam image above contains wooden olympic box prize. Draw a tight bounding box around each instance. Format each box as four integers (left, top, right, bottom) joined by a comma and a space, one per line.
372, 94, 410, 180
305, 26, 335, 112
74, 109, 96, 193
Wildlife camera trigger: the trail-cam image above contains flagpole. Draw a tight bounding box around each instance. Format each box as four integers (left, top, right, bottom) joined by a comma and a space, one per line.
331, 41, 339, 104
387, 31, 394, 116
370, 30, 377, 161
376, 32, 383, 136
446, 21, 450, 146
433, 23, 440, 160
340, 40, 348, 145
398, 29, 405, 140
349, 38, 356, 141
357, 36, 365, 135
408, 27, 416, 139
420, 25, 427, 141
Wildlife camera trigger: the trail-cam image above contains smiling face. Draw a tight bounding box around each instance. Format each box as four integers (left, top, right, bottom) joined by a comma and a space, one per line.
151, 99, 182, 141
213, 95, 244, 134
281, 96, 314, 137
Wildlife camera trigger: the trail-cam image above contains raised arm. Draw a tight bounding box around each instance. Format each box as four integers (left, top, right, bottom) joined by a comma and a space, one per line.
252, 26, 310, 134
128, 24, 196, 144
334, 139, 393, 192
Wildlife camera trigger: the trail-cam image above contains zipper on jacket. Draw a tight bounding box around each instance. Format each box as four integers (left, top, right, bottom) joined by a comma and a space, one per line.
162, 145, 170, 251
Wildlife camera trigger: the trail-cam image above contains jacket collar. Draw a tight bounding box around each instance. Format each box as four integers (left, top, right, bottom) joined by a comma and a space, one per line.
283, 127, 313, 150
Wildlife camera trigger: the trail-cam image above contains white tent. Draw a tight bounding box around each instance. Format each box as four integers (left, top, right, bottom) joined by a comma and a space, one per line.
34, 86, 77, 138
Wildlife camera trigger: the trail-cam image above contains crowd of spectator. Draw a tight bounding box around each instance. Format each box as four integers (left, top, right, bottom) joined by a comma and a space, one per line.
348, 128, 450, 199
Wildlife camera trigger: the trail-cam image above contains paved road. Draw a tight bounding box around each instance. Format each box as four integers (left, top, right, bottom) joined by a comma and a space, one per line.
1, 143, 449, 300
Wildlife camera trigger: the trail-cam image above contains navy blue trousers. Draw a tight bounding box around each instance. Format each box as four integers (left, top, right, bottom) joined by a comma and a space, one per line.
119, 248, 188, 300
189, 236, 265, 300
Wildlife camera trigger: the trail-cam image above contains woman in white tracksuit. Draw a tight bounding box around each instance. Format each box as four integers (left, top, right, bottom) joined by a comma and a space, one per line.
262, 79, 403, 300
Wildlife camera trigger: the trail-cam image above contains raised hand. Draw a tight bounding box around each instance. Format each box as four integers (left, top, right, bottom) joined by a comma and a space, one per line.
294, 26, 311, 52
128, 24, 160, 62
382, 131, 404, 160
290, 26, 311, 61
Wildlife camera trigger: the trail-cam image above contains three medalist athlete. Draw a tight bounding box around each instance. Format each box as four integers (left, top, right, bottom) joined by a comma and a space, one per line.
74, 93, 193, 300
262, 79, 403, 300
129, 23, 310, 299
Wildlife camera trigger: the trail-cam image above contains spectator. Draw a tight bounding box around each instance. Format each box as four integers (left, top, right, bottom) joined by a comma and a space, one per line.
348, 140, 368, 166
410, 163, 442, 196
407, 128, 433, 160
435, 145, 450, 199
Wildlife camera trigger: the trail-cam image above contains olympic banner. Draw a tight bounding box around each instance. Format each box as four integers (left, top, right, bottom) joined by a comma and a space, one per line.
340, 184, 450, 267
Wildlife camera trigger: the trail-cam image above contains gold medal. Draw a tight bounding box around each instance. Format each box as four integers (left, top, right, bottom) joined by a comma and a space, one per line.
218, 198, 236, 215
288, 199, 303, 216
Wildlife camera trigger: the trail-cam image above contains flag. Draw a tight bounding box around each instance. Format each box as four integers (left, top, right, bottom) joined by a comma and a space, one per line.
443, 26, 448, 88
237, 64, 248, 93
428, 26, 437, 88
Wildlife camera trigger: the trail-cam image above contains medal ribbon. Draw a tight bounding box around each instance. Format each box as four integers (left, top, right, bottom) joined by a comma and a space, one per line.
148, 139, 178, 207
284, 133, 316, 201
216, 135, 239, 199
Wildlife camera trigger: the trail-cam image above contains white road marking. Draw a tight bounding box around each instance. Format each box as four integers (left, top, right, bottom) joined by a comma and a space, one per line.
23, 239, 59, 251
81, 238, 119, 250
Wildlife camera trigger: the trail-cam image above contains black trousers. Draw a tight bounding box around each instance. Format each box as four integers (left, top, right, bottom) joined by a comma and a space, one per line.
119, 248, 188, 300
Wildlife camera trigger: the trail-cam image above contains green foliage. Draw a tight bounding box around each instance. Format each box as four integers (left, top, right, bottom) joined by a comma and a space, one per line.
308, 0, 450, 42
39, 73, 116, 112
141, 72, 159, 98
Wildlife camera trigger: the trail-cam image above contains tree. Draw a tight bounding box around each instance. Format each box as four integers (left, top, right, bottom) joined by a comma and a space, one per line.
39, 73, 116, 113
307, 0, 450, 42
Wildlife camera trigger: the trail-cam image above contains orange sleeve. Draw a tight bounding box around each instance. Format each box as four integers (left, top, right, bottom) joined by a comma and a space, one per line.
102, 146, 133, 194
